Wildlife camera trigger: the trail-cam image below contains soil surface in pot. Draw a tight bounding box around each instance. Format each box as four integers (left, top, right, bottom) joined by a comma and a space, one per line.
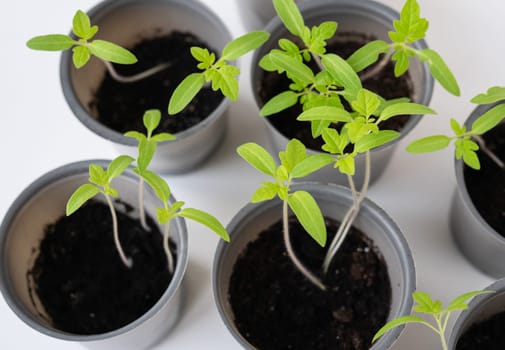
229, 216, 391, 350
90, 31, 224, 135
456, 310, 505, 349
29, 200, 174, 335
258, 33, 414, 151
464, 122, 505, 235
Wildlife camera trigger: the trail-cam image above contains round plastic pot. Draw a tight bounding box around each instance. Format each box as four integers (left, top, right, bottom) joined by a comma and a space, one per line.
60, 0, 232, 174
0, 160, 188, 350
250, 0, 434, 187
213, 182, 416, 349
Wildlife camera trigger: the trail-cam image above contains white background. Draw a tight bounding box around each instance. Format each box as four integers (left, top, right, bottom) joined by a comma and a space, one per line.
0, 0, 503, 349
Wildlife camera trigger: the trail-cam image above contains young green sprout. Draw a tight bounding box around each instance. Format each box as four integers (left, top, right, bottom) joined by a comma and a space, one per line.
372, 290, 494, 350
408, 86, 505, 170
26, 10, 168, 83
237, 139, 333, 290
125, 109, 175, 230
66, 155, 135, 267
168, 30, 270, 114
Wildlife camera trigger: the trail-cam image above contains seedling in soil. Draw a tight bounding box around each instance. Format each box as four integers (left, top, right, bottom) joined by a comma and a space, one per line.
26, 10, 168, 83
372, 290, 494, 350
66, 155, 135, 267
408, 86, 505, 170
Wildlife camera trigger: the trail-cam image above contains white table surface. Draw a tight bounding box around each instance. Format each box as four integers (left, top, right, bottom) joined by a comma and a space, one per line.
1, 0, 503, 348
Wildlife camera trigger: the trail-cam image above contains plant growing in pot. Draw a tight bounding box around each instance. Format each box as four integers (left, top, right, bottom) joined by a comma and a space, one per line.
26, 0, 260, 174
250, 0, 459, 186
0, 109, 229, 349
406, 86, 505, 277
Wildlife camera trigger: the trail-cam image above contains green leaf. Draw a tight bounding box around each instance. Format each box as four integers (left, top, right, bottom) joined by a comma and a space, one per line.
379, 102, 436, 122
66, 184, 101, 215
393, 0, 429, 43
142, 170, 171, 203
151, 133, 175, 142
88, 40, 137, 64
222, 31, 270, 61
462, 147, 480, 170
211, 66, 239, 101
351, 89, 381, 118
273, 0, 305, 37
406, 135, 451, 153
471, 104, 505, 135
321, 54, 362, 96
168, 73, 205, 114
178, 208, 230, 242
291, 154, 334, 178
417, 49, 460, 96
260, 91, 299, 117
191, 47, 214, 68
124, 131, 145, 142
392, 50, 410, 77
72, 10, 93, 40
137, 139, 156, 172
446, 290, 494, 312
471, 86, 505, 104
270, 51, 314, 86
287, 191, 326, 247
337, 155, 355, 175
355, 130, 400, 153
412, 291, 440, 314
26, 34, 75, 51
280, 139, 306, 172
143, 109, 162, 136
346, 40, 390, 73
72, 46, 91, 69
237, 143, 277, 176
251, 183, 278, 203
450, 118, 466, 136
107, 155, 134, 180
89, 164, 107, 186
321, 128, 347, 155
372, 315, 428, 343
297, 106, 352, 122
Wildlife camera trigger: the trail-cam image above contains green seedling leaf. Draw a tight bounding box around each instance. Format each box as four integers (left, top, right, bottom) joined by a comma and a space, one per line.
291, 154, 334, 178
372, 316, 427, 343
355, 130, 400, 153
413, 291, 441, 313
287, 191, 326, 246
270, 51, 314, 86
336, 155, 355, 175
407, 135, 451, 153
322, 54, 362, 96
178, 208, 230, 242
471, 86, 505, 104
260, 91, 299, 117
124, 131, 144, 141
280, 138, 307, 172
142, 169, 171, 203
446, 290, 494, 312
143, 109, 162, 135
137, 138, 156, 172
251, 183, 278, 203
351, 89, 381, 118
210, 66, 239, 101
107, 155, 134, 180
66, 183, 101, 216
346, 40, 390, 73
392, 50, 410, 77
222, 31, 270, 61
392, 0, 429, 44
26, 34, 75, 51
417, 49, 460, 96
297, 106, 353, 123
72, 45, 91, 69
273, 0, 305, 37
237, 143, 277, 176
88, 40, 137, 64
379, 102, 436, 122
471, 104, 505, 135
168, 73, 206, 114
191, 47, 215, 69
72, 10, 95, 40
89, 164, 108, 186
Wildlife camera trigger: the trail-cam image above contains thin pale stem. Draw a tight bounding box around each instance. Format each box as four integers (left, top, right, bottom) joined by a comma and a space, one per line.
101, 59, 171, 84
138, 178, 150, 231
283, 200, 326, 291
435, 316, 449, 350
105, 194, 132, 268
322, 151, 371, 274
473, 135, 505, 169
358, 50, 393, 83
163, 222, 175, 273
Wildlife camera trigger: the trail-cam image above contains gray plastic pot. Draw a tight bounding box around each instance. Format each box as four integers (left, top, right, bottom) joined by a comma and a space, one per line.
251, 0, 434, 187
237, 0, 302, 31
0, 160, 188, 350
448, 278, 505, 349
450, 101, 505, 278
60, 0, 232, 174
213, 182, 416, 349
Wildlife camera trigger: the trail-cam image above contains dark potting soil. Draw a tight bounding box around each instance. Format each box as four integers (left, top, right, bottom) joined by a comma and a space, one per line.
229, 216, 391, 350
258, 33, 414, 151
28, 200, 174, 335
464, 122, 505, 236
90, 31, 224, 134
456, 310, 505, 349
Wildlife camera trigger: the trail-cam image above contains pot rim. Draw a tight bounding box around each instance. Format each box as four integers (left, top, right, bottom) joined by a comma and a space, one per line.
59, 0, 232, 147
0, 159, 189, 341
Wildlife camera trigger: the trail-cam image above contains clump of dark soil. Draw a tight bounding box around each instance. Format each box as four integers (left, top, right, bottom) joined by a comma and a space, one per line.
90, 31, 224, 135
29, 200, 175, 335
456, 310, 505, 349
228, 216, 391, 350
